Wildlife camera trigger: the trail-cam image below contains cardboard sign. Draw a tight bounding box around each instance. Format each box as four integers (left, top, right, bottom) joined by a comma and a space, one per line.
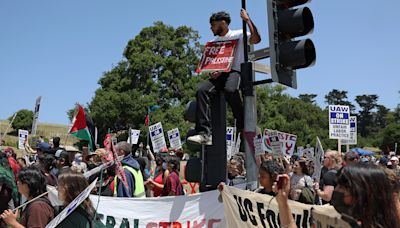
196, 40, 238, 73
167, 128, 182, 150
18, 129, 28, 149
129, 129, 140, 145
269, 131, 283, 158
46, 178, 97, 228
340, 116, 357, 145
329, 105, 351, 139
149, 122, 167, 152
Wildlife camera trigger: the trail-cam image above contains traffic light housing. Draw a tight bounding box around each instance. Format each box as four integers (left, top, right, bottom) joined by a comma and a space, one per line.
267, 0, 316, 89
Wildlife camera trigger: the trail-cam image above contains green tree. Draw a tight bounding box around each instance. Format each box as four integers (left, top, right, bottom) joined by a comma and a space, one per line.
298, 94, 317, 104
8, 109, 34, 133
87, 22, 202, 142
355, 94, 378, 137
378, 123, 400, 152
324, 89, 355, 113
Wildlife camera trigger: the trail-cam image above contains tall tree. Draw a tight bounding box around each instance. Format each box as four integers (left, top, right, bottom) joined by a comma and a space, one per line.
355, 94, 378, 137
374, 104, 389, 129
298, 94, 317, 104
324, 89, 355, 113
8, 109, 34, 133
88, 22, 202, 141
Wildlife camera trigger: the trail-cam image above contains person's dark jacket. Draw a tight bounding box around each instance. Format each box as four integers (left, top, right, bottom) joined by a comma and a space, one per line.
116, 154, 141, 197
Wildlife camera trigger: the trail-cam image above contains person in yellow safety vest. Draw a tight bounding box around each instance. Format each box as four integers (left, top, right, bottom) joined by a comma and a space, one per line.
113, 141, 145, 198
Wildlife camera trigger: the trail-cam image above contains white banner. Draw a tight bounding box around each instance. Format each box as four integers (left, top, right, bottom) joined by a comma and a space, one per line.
18, 129, 28, 149
149, 122, 167, 153
329, 105, 350, 139
221, 185, 350, 228
340, 116, 357, 145
129, 129, 140, 145
31, 96, 42, 136
263, 129, 297, 157
167, 128, 182, 150
91, 190, 225, 228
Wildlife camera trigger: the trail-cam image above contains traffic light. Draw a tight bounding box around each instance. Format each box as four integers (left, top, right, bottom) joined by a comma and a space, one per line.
267, 0, 316, 89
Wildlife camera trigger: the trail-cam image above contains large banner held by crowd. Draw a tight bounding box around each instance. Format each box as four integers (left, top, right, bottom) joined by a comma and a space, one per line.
91, 190, 225, 228
221, 186, 350, 228
196, 40, 238, 73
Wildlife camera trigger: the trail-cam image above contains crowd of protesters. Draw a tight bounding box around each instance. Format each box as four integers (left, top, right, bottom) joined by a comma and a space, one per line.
0, 136, 186, 227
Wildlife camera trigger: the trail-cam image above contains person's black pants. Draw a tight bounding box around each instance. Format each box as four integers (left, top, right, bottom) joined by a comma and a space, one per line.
195, 71, 244, 135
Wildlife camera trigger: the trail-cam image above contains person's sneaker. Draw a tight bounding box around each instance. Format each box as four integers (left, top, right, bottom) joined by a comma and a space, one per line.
187, 134, 212, 145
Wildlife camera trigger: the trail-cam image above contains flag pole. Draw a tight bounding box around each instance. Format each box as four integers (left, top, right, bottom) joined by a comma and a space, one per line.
146, 109, 150, 147
1, 112, 17, 141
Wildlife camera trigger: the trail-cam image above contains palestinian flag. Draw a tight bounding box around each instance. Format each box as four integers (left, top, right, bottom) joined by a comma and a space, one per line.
69, 105, 96, 151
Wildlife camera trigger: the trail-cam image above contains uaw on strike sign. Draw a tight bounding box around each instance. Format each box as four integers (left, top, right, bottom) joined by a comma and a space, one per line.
196, 40, 238, 73
329, 105, 351, 139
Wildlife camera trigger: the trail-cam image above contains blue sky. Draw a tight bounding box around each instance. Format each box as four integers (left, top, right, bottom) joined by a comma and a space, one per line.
1, 0, 399, 125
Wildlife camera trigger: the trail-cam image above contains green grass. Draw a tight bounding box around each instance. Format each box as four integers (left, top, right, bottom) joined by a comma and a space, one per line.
0, 120, 78, 156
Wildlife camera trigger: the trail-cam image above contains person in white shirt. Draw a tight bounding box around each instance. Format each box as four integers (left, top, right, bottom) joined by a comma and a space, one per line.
188, 9, 261, 145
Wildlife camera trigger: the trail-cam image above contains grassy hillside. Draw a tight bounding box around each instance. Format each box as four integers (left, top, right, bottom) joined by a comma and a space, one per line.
0, 120, 78, 156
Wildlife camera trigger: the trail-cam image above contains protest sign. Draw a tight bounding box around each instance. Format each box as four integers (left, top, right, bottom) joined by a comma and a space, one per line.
46, 178, 97, 228
269, 131, 283, 158
254, 133, 263, 156
234, 132, 241, 156
18, 129, 28, 149
263, 129, 297, 156
91, 190, 225, 228
221, 185, 350, 228
329, 105, 351, 139
196, 40, 238, 73
129, 129, 140, 145
31, 96, 41, 136
302, 146, 315, 163
313, 137, 325, 181
149, 122, 167, 152
340, 116, 357, 145
167, 128, 182, 150
226, 127, 235, 160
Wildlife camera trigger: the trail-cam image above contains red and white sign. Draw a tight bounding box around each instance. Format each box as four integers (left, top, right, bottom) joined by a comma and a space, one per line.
263, 129, 297, 157
196, 40, 238, 73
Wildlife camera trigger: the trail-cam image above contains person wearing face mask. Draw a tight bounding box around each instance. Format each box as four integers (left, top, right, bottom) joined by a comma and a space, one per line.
331, 163, 400, 227
0, 167, 54, 228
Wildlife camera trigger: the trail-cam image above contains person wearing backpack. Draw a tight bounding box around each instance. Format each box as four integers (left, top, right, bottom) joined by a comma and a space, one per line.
0, 166, 54, 228
289, 159, 315, 204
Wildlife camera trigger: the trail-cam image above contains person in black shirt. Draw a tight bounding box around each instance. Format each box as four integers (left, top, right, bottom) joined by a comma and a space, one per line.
255, 160, 284, 196
314, 150, 341, 204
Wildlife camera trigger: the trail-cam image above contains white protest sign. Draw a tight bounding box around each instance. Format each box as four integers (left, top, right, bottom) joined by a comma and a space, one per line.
129, 129, 140, 145
297, 146, 304, 157
149, 122, 167, 153
234, 132, 241, 156
313, 136, 325, 181
254, 134, 263, 156
31, 96, 42, 136
340, 116, 357, 145
226, 127, 235, 159
263, 129, 297, 156
269, 131, 283, 158
46, 178, 97, 228
221, 185, 351, 228
302, 146, 315, 163
91, 190, 225, 227
18, 129, 29, 149
329, 105, 351, 139
167, 128, 182, 150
